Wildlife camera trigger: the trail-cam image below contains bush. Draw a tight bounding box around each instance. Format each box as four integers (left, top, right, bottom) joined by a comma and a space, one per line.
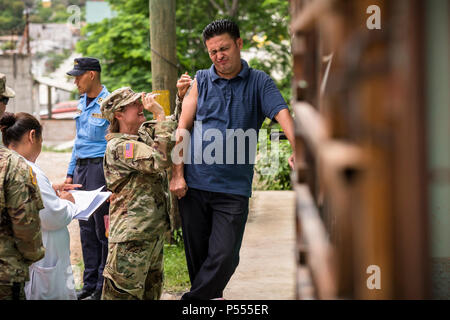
44, 49, 71, 74
1, 40, 16, 51
253, 130, 292, 191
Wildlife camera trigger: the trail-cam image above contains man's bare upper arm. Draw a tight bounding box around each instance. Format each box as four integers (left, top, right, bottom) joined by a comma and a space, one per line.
179, 79, 198, 131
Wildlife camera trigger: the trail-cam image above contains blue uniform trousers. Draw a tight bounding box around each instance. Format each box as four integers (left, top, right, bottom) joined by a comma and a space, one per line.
73, 158, 109, 292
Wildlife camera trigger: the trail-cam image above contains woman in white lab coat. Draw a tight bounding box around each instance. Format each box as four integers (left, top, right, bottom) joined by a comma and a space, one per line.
0, 112, 80, 300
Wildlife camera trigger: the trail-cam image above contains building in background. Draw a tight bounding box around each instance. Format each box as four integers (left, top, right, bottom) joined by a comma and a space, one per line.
42, 0, 52, 9
0, 54, 37, 116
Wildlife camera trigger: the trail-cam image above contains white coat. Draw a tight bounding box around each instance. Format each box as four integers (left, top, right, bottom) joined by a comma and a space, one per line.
24, 160, 78, 300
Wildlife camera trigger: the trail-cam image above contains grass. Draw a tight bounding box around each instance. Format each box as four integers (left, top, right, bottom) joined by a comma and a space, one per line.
41, 145, 73, 153
163, 241, 191, 294
72, 260, 85, 291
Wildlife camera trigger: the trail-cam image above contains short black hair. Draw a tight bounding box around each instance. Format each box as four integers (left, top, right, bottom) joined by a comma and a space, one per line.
202, 19, 240, 45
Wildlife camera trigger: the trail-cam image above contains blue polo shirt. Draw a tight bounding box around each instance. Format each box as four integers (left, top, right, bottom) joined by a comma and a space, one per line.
184, 59, 288, 197
67, 85, 110, 176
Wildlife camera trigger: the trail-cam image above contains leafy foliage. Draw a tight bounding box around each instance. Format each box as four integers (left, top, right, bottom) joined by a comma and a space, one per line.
77, 0, 291, 92
29, 0, 86, 23
77, 8, 152, 91
0, 0, 87, 35
253, 138, 292, 191
77, 0, 294, 190
176, 0, 291, 74
45, 49, 72, 73
0, 0, 25, 34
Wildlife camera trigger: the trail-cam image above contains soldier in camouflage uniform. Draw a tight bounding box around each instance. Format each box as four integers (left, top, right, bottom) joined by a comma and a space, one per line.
0, 77, 45, 299
0, 73, 15, 118
0, 73, 16, 146
99, 87, 178, 300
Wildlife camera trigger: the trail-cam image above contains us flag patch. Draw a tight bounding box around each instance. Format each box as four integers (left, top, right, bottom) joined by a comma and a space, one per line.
124, 143, 134, 159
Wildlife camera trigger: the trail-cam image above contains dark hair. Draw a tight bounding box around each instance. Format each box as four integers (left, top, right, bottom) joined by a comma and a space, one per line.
0, 112, 42, 146
108, 117, 120, 134
202, 19, 240, 45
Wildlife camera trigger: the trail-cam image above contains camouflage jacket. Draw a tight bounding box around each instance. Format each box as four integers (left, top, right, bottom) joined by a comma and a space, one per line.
103, 120, 177, 243
0, 147, 45, 284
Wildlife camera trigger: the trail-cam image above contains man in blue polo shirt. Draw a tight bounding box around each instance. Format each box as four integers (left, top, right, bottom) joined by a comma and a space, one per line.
65, 57, 110, 300
170, 19, 295, 300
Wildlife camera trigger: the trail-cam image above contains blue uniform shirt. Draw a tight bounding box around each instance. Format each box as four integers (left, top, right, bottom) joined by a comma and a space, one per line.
184, 59, 288, 197
67, 85, 110, 176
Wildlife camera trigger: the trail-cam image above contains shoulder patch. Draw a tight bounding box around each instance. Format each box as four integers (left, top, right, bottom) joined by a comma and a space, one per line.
124, 142, 134, 159
97, 97, 103, 104
29, 166, 37, 185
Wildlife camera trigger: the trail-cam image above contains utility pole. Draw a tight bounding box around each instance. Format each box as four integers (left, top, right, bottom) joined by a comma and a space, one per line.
18, 8, 31, 55
149, 0, 177, 114
149, 0, 181, 238
26, 9, 30, 55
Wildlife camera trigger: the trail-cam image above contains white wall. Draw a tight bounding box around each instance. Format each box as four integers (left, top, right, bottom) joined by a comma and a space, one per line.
0, 54, 38, 116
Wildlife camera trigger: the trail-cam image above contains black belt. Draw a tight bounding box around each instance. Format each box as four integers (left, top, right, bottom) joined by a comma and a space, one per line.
76, 157, 103, 166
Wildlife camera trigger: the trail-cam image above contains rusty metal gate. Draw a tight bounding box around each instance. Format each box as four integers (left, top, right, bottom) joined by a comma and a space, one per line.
289, 0, 448, 299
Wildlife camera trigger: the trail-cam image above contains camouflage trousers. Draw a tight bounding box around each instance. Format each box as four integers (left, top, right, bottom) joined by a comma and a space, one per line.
0, 282, 25, 300
101, 237, 164, 300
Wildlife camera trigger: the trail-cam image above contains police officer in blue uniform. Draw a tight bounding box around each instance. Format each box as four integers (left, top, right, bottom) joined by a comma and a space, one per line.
65, 58, 110, 300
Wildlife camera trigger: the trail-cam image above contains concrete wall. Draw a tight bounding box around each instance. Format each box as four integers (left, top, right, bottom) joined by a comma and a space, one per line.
41, 119, 76, 142
0, 54, 38, 116
29, 23, 77, 52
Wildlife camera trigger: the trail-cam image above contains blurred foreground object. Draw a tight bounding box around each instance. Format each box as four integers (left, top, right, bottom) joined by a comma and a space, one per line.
290, 0, 449, 299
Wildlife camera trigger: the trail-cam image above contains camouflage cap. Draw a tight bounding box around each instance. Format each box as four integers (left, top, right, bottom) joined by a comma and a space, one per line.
0, 73, 16, 98
100, 87, 141, 122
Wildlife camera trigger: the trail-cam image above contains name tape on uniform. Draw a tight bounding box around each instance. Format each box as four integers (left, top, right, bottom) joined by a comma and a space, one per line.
91, 113, 104, 119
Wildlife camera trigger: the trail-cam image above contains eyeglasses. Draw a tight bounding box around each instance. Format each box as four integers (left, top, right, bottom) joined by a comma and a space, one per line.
0, 97, 9, 105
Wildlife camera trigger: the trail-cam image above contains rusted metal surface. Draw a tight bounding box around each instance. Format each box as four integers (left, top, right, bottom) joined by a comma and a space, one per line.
293, 102, 328, 156
290, 0, 430, 299
291, 0, 333, 34
295, 185, 336, 299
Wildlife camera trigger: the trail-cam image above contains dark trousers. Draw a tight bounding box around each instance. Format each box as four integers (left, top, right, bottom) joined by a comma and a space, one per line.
179, 188, 249, 300
0, 282, 25, 300
73, 159, 109, 292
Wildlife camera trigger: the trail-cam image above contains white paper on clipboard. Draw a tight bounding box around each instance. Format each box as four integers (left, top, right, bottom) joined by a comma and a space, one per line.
70, 186, 111, 221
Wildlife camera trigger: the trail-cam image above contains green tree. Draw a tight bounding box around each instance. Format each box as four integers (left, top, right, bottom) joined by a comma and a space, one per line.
77, 0, 291, 95
77, 1, 152, 91
77, 0, 293, 192
0, 0, 25, 35
29, 0, 86, 24
0, 0, 88, 34
177, 0, 291, 81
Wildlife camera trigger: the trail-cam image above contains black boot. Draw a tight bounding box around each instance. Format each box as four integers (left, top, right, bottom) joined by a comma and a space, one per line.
76, 288, 94, 300
82, 290, 102, 300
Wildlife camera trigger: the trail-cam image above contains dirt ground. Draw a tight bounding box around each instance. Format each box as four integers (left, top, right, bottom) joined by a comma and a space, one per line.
36, 151, 296, 300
